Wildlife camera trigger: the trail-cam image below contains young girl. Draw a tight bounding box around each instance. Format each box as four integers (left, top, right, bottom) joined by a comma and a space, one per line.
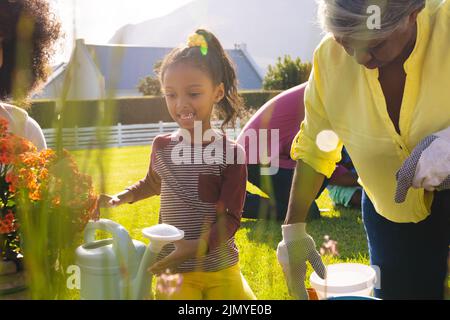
98, 29, 256, 300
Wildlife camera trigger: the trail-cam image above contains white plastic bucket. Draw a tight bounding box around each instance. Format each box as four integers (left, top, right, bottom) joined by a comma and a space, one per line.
310, 263, 377, 300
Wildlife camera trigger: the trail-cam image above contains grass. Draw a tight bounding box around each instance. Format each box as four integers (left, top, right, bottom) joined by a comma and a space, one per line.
71, 145, 370, 300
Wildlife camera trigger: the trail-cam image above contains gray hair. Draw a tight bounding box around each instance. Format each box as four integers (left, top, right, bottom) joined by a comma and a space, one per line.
317, 0, 425, 40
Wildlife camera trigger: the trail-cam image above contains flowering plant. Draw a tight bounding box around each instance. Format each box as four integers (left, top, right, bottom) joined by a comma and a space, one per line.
320, 235, 339, 257
0, 117, 97, 263
1, 117, 37, 261
156, 269, 183, 299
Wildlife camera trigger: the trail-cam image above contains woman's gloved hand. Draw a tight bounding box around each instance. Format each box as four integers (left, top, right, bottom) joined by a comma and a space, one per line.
395, 126, 450, 203
277, 223, 327, 300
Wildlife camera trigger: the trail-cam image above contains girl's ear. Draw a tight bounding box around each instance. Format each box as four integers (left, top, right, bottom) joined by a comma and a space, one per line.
214, 82, 225, 103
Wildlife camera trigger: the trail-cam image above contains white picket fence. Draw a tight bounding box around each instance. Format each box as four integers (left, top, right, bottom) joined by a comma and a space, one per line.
42, 119, 241, 150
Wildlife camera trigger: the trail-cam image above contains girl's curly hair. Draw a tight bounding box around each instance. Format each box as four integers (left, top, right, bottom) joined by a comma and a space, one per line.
0, 0, 61, 103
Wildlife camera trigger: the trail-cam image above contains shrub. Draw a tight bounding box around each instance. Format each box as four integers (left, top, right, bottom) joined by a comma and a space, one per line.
137, 60, 162, 96
29, 91, 281, 128
137, 76, 162, 96
263, 55, 312, 90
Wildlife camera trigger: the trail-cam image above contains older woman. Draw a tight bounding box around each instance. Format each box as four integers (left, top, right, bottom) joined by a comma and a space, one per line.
0, 0, 60, 150
277, 0, 450, 300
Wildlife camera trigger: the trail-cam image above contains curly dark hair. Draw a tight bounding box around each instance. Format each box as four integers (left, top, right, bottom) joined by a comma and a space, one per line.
0, 0, 61, 103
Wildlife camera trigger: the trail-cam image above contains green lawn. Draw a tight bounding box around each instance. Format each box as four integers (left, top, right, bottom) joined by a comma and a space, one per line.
72, 145, 370, 300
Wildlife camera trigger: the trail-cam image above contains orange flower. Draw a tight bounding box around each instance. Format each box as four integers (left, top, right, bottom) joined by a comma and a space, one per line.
29, 189, 41, 201
52, 196, 61, 206
0, 117, 9, 136
5, 213, 15, 222
39, 168, 49, 180
5, 172, 18, 192
0, 219, 15, 234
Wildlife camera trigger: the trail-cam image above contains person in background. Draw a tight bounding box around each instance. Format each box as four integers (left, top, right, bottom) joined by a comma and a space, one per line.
327, 147, 362, 209
0, 0, 60, 150
236, 83, 327, 221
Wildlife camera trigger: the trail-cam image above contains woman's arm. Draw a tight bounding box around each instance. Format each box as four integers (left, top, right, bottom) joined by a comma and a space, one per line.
25, 116, 47, 151
285, 160, 326, 224
278, 37, 342, 299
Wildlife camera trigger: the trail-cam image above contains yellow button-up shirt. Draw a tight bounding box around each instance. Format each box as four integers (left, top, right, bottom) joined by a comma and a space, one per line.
291, 0, 450, 223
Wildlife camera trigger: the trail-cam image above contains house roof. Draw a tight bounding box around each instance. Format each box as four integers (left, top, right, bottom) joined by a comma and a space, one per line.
35, 41, 263, 100
45, 62, 67, 84
85, 43, 263, 93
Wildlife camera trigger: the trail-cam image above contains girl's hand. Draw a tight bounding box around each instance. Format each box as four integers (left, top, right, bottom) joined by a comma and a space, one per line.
101, 194, 122, 207
149, 239, 208, 275
91, 194, 112, 221
91, 193, 130, 221
101, 191, 133, 207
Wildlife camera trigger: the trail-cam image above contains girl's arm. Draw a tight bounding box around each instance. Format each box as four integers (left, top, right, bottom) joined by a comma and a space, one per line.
125, 158, 161, 203
201, 155, 247, 253
96, 147, 161, 214
149, 160, 246, 275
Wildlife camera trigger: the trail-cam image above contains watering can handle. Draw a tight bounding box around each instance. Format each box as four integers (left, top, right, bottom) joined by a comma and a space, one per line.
84, 219, 137, 269
84, 218, 131, 245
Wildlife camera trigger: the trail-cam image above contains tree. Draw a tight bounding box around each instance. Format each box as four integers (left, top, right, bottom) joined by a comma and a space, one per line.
263, 55, 312, 90
137, 60, 163, 96
137, 76, 161, 96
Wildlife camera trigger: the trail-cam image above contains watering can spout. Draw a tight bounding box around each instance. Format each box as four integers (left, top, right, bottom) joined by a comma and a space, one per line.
132, 246, 159, 299
132, 224, 184, 300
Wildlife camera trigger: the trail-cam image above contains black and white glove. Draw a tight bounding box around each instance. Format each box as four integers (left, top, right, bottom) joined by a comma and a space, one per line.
395, 126, 450, 203
277, 223, 327, 300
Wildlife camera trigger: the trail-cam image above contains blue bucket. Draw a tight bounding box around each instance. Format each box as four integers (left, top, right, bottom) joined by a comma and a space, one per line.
327, 296, 380, 300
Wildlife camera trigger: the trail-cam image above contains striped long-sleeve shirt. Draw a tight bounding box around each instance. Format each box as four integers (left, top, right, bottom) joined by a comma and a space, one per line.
126, 131, 247, 272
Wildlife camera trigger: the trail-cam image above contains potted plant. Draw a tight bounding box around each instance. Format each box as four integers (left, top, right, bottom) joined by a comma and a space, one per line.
1, 117, 37, 298
0, 117, 98, 299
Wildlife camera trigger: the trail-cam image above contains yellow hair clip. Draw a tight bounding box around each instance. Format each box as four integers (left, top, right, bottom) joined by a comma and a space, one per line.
187, 33, 208, 56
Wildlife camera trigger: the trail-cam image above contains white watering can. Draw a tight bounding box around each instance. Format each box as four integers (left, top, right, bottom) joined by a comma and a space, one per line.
75, 219, 184, 300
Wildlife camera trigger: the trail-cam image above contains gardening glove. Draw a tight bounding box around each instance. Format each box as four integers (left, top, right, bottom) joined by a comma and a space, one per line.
395, 126, 450, 203
277, 223, 327, 300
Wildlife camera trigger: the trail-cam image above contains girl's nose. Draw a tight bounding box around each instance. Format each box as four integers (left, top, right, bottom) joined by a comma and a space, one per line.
177, 97, 190, 109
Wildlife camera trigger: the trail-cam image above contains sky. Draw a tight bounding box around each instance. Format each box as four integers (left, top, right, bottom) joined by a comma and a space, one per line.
50, 0, 194, 63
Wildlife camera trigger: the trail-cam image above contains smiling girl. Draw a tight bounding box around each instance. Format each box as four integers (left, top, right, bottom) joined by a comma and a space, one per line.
97, 29, 256, 300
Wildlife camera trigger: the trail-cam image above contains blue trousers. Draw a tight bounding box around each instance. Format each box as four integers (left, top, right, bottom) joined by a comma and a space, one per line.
362, 190, 449, 299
